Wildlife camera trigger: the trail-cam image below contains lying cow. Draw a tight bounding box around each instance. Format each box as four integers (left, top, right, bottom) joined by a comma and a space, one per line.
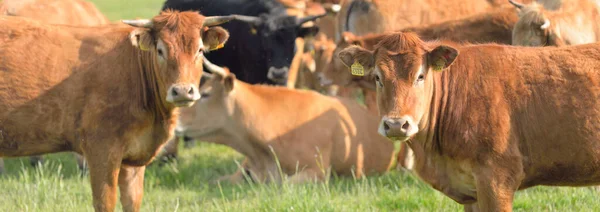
0, 11, 233, 211
510, 0, 600, 46
339, 31, 600, 211
0, 0, 110, 175
175, 59, 395, 183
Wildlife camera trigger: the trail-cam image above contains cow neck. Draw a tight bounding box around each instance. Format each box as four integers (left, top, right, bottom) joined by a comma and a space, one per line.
133, 48, 173, 124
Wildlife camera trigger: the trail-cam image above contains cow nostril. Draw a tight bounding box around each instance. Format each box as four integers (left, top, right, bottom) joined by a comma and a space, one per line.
171, 89, 178, 97
187, 87, 194, 95
383, 122, 390, 131
401, 121, 410, 130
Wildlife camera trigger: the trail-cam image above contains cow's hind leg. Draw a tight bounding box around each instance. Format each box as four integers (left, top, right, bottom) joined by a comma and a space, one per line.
119, 165, 145, 212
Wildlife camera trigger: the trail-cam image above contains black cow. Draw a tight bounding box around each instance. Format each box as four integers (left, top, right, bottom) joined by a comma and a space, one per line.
162, 0, 324, 85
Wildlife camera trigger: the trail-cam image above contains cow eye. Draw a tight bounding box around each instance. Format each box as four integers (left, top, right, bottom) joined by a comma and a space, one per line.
375, 75, 383, 87
200, 92, 210, 99
417, 74, 425, 81
157, 49, 164, 56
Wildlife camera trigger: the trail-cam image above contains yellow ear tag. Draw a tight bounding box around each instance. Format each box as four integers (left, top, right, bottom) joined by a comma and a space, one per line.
250, 28, 257, 35
210, 43, 225, 51
139, 43, 150, 51
351, 60, 365, 76
433, 58, 446, 72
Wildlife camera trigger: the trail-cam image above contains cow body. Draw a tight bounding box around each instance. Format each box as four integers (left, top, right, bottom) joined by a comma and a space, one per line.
0, 0, 109, 174
339, 32, 600, 211
176, 61, 395, 183
0, 11, 231, 212
0, 0, 109, 25
511, 0, 600, 46
334, 0, 517, 41
162, 0, 322, 85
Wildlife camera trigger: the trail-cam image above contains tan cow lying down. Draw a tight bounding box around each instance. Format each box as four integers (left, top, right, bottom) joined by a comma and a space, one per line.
175, 59, 395, 183
0, 0, 109, 175
0, 11, 234, 212
339, 32, 600, 211
510, 0, 600, 46
0, 0, 109, 25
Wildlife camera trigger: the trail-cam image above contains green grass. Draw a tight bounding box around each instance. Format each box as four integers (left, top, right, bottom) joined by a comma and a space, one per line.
1, 1, 599, 211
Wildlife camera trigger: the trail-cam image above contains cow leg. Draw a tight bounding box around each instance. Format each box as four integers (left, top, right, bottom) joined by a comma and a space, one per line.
160, 137, 179, 163
74, 153, 88, 176
396, 142, 414, 170
0, 158, 4, 174
86, 148, 123, 212
182, 135, 196, 149
118, 165, 145, 212
463, 203, 480, 212
474, 162, 522, 212
29, 155, 44, 167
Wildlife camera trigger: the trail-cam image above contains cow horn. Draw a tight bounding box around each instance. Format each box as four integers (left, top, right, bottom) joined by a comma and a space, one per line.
231, 15, 262, 25
203, 59, 228, 76
122, 19, 153, 28
540, 19, 550, 29
203, 15, 236, 27
508, 0, 524, 9
296, 13, 326, 25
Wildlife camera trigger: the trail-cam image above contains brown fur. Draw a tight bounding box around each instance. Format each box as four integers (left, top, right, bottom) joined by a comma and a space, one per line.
0, 11, 230, 212
176, 67, 395, 183
512, 0, 600, 46
0, 0, 110, 174
339, 32, 600, 211
0, 0, 109, 26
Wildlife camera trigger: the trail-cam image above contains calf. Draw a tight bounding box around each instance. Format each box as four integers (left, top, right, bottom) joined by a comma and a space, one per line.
339, 32, 600, 211
510, 0, 600, 46
0, 11, 232, 211
175, 59, 395, 183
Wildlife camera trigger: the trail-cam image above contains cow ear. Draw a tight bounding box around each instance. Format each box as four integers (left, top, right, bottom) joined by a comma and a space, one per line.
203, 26, 230, 51
298, 26, 319, 38
428, 45, 458, 71
129, 29, 153, 51
223, 73, 236, 92
338, 45, 374, 77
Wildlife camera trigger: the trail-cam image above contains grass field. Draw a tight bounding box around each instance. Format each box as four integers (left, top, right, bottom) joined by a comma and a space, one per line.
1, 1, 599, 211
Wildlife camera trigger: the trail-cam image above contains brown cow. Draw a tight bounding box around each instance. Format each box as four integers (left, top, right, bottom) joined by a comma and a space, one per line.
334, 0, 520, 42
0, 0, 109, 25
174, 59, 395, 183
510, 0, 600, 46
339, 32, 600, 211
0, 0, 110, 175
0, 11, 234, 212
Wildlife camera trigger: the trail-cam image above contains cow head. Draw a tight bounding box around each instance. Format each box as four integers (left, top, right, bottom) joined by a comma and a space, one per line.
510, 0, 565, 46
235, 13, 324, 85
124, 11, 231, 107
320, 32, 365, 87
338, 32, 458, 141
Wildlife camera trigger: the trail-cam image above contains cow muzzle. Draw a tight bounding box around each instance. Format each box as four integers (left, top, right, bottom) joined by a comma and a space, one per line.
267, 66, 289, 85
166, 84, 200, 107
378, 116, 418, 141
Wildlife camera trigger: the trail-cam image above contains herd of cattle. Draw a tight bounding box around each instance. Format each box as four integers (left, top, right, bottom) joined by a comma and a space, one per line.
0, 0, 599, 211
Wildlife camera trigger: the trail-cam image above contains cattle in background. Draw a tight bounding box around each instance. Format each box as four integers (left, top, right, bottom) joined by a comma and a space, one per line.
0, 11, 233, 211
509, 0, 600, 46
0, 0, 110, 175
162, 0, 325, 85
339, 32, 600, 211
174, 59, 395, 183
0, 0, 109, 25
334, 0, 520, 42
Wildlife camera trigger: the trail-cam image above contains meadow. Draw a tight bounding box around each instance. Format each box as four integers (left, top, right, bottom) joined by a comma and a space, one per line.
1, 1, 599, 211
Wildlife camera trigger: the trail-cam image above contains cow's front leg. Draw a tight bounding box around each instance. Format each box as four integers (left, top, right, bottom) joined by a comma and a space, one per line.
119, 165, 146, 212
474, 160, 523, 212
464, 203, 480, 212
85, 145, 123, 212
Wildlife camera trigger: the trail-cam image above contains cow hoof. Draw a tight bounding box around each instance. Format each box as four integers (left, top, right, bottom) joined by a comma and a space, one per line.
158, 153, 178, 166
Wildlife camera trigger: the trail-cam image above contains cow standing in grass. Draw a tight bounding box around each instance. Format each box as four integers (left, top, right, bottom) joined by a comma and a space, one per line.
174, 59, 395, 183
0, 11, 233, 212
0, 0, 111, 175
339, 32, 600, 211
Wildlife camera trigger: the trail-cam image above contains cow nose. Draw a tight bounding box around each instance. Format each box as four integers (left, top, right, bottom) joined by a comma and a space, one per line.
267, 67, 289, 84
167, 84, 199, 106
381, 117, 416, 139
